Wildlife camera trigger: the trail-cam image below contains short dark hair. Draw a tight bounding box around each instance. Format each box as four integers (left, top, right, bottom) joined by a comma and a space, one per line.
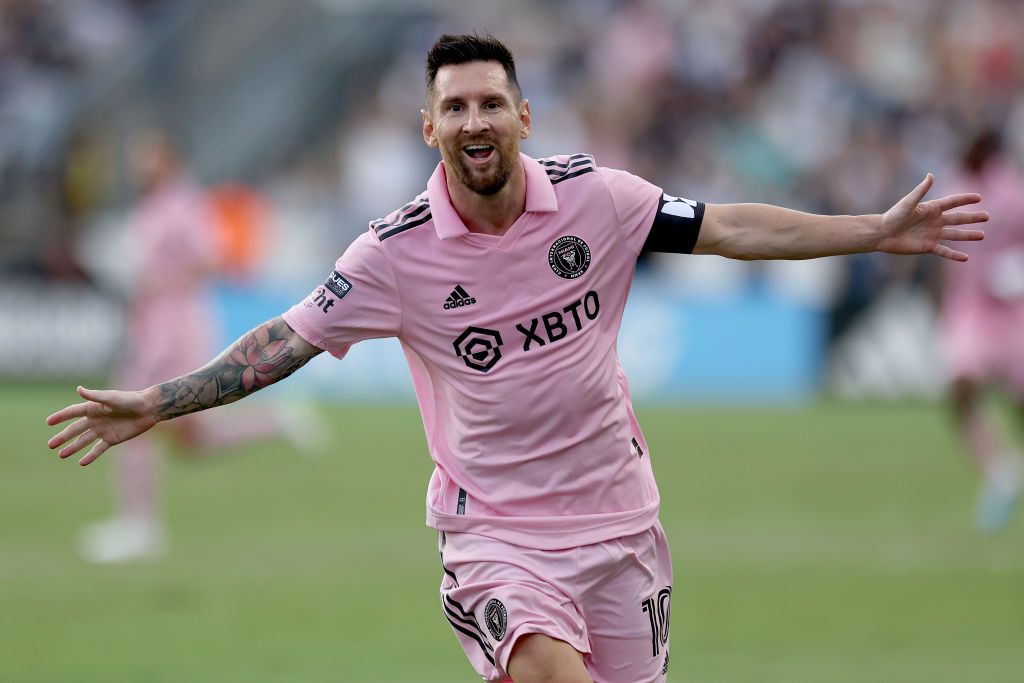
961, 126, 1002, 173
425, 33, 521, 102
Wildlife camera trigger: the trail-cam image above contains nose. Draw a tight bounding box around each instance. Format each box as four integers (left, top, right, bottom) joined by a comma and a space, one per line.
462, 104, 490, 135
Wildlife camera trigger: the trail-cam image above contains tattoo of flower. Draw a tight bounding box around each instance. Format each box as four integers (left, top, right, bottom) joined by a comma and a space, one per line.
226, 324, 295, 391
154, 317, 319, 420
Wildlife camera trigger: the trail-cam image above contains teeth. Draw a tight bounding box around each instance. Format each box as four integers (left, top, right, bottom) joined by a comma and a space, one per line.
465, 145, 492, 152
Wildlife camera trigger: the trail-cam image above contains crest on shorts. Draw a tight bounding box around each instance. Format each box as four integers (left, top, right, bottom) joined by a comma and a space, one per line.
548, 235, 591, 279
484, 598, 507, 641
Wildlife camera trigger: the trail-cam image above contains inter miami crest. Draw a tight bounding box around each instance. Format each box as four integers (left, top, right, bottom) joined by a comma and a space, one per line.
484, 598, 507, 641
548, 235, 591, 279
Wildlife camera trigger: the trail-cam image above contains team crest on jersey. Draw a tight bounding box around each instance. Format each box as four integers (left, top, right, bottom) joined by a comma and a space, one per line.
483, 598, 507, 641
548, 235, 591, 279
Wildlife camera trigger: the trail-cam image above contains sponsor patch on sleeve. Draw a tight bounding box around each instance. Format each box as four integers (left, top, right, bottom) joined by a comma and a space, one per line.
324, 270, 353, 299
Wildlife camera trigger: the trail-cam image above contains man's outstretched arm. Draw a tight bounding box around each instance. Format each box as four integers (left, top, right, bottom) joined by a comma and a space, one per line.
46, 316, 322, 466
696, 174, 987, 261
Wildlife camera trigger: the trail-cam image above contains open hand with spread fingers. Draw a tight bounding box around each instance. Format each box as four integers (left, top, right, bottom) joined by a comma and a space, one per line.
46, 386, 158, 466
878, 173, 988, 261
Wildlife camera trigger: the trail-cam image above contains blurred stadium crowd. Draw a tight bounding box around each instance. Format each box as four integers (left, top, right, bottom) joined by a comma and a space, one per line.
1, 0, 1022, 392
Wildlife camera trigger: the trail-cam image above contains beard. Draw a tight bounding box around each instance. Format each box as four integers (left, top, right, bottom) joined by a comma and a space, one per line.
444, 138, 519, 196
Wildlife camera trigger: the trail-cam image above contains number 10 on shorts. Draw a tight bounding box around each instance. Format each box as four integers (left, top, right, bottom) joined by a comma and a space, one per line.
641, 586, 672, 658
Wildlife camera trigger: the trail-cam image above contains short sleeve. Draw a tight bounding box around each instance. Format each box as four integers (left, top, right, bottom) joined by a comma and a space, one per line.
282, 231, 401, 360
598, 167, 705, 256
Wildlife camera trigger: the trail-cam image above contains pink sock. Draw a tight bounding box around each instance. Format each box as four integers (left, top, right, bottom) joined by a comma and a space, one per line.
114, 436, 161, 525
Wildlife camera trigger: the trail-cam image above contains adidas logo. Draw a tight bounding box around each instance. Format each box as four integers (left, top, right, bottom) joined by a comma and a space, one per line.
443, 285, 477, 310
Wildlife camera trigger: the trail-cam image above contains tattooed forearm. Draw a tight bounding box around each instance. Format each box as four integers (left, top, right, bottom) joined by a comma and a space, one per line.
153, 317, 322, 420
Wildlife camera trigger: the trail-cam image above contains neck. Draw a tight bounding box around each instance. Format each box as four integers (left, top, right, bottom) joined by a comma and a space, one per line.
446, 159, 526, 236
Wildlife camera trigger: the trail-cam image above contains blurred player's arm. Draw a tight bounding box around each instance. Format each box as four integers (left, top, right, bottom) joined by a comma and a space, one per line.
46, 316, 322, 465
696, 174, 987, 261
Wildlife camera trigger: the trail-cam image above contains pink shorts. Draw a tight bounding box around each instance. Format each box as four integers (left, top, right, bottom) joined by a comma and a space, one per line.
438, 523, 673, 682
941, 297, 1024, 395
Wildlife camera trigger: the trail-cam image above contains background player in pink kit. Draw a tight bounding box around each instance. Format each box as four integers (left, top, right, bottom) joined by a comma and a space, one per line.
48, 35, 987, 682
939, 128, 1024, 532
80, 129, 311, 564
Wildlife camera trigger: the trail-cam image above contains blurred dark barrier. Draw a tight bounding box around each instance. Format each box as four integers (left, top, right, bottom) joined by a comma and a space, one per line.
0, 281, 123, 377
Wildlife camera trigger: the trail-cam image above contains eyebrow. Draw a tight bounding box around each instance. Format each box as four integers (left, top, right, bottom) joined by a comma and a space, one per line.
437, 90, 512, 108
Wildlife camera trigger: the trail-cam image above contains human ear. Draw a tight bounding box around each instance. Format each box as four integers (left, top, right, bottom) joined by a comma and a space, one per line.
421, 108, 438, 148
519, 99, 532, 140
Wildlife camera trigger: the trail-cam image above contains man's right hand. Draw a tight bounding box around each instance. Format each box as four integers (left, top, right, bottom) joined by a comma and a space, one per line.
47, 386, 159, 466
45, 316, 323, 466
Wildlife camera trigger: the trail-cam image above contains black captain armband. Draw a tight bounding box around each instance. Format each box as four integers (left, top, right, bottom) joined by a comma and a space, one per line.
641, 193, 705, 254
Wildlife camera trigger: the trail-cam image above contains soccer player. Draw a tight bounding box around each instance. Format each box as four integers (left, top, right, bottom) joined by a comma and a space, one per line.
47, 34, 987, 682
80, 129, 314, 564
939, 127, 1024, 532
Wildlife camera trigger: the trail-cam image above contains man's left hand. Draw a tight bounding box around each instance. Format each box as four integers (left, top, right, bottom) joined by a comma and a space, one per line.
878, 173, 987, 261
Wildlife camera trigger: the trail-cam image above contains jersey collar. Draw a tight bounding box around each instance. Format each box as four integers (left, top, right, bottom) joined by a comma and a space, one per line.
427, 153, 559, 240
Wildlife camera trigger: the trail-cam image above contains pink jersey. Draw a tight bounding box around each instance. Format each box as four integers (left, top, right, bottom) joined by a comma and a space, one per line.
940, 160, 1024, 388
942, 160, 1024, 306
120, 175, 220, 388
284, 154, 704, 549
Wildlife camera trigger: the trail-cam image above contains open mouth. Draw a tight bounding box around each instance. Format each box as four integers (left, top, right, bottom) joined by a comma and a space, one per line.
463, 144, 495, 164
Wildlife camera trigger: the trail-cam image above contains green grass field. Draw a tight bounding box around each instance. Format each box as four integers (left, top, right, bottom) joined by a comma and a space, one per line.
2, 385, 1022, 682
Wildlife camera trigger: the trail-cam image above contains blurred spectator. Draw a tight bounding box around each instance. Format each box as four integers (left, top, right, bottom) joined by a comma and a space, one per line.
207, 182, 271, 282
